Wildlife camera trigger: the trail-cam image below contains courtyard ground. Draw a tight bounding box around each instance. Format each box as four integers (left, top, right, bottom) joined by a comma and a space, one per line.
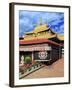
22, 58, 64, 79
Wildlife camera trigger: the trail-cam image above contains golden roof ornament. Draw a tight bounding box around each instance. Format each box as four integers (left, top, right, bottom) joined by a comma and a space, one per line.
40, 17, 42, 25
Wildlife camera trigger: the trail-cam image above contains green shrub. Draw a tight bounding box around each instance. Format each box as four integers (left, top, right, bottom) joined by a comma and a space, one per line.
25, 56, 32, 64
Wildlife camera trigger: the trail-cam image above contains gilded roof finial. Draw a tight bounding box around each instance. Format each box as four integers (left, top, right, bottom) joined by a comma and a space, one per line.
36, 22, 38, 27
40, 17, 42, 25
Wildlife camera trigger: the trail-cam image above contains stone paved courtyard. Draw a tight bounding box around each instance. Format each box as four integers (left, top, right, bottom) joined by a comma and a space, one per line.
22, 58, 64, 79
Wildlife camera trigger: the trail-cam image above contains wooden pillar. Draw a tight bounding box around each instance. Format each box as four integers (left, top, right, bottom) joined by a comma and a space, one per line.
59, 46, 61, 59
32, 51, 34, 62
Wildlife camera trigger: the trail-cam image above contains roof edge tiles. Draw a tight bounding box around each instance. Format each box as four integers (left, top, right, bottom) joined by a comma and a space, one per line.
19, 38, 63, 46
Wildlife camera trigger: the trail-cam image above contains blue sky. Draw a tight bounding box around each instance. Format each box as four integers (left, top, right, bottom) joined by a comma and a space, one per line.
19, 10, 64, 37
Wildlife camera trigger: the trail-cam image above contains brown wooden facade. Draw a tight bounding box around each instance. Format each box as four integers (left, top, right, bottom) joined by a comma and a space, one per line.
19, 38, 63, 65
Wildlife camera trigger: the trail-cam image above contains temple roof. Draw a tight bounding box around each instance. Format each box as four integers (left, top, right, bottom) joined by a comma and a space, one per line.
20, 38, 63, 46
21, 23, 64, 43
57, 34, 64, 41
26, 24, 55, 34
33, 24, 49, 33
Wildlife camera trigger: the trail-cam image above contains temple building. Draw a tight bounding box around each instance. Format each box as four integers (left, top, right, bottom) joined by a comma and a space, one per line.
19, 22, 64, 65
